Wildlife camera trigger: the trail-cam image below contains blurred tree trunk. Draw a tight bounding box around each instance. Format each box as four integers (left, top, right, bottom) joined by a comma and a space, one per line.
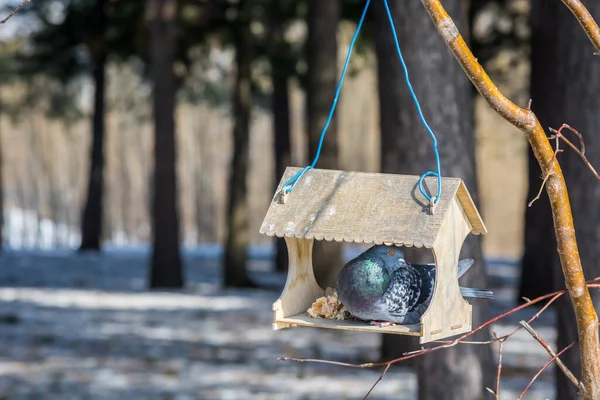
306, 0, 342, 288
518, 0, 558, 304
65, 125, 80, 246
270, 0, 291, 273
224, 1, 254, 288
148, 0, 183, 288
79, 0, 107, 251
193, 107, 212, 243
529, 1, 600, 398
373, 1, 493, 397
119, 118, 132, 244
0, 92, 3, 250
29, 115, 45, 248
135, 125, 150, 242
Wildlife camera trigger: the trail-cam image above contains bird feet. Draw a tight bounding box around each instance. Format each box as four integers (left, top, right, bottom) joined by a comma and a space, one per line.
369, 320, 395, 328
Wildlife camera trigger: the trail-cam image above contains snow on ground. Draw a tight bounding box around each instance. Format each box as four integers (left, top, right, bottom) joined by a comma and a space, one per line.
0, 248, 556, 399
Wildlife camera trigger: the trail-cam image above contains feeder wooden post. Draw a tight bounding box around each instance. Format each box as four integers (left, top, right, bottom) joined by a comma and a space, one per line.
272, 237, 323, 330
421, 197, 473, 343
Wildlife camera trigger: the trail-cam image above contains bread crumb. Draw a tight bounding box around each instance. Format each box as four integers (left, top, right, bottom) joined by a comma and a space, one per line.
307, 289, 351, 320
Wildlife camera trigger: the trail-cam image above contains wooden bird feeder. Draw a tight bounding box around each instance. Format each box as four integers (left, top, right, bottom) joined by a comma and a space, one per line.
260, 167, 487, 343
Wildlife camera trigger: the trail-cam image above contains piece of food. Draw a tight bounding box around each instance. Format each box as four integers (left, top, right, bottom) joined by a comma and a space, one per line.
307, 289, 351, 320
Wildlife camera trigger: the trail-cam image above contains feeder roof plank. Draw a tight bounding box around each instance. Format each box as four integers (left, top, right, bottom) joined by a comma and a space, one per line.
260, 167, 486, 248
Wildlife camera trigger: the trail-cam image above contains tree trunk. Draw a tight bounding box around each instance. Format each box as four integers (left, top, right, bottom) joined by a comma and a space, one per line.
306, 0, 342, 289
223, 1, 254, 288
530, 1, 600, 398
193, 107, 210, 243
0, 92, 3, 251
518, 0, 560, 304
272, 74, 291, 273
148, 0, 183, 288
271, 0, 292, 273
373, 0, 419, 362
79, 0, 107, 252
373, 0, 493, 397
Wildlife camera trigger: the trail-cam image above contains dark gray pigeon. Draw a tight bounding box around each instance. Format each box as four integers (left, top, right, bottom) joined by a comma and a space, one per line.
336, 245, 493, 325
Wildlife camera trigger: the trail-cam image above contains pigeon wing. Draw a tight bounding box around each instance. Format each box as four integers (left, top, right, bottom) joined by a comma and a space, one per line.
415, 264, 435, 308
382, 268, 422, 316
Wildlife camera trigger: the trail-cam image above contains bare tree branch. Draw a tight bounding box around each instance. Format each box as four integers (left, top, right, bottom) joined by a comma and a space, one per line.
0, 0, 32, 24
517, 341, 578, 400
528, 132, 563, 207
550, 124, 600, 181
519, 320, 582, 390
493, 332, 504, 400
362, 364, 391, 400
561, 0, 600, 53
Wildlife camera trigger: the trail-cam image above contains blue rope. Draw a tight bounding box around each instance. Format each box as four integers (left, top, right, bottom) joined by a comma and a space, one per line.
381, 0, 441, 203
282, 0, 372, 194
282, 0, 442, 205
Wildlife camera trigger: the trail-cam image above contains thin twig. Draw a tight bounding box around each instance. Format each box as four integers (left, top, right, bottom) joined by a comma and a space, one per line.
433, 292, 564, 347
550, 124, 600, 182
494, 332, 504, 400
0, 0, 32, 24
278, 356, 375, 369
519, 320, 581, 390
529, 133, 562, 207
517, 341, 577, 400
363, 364, 391, 400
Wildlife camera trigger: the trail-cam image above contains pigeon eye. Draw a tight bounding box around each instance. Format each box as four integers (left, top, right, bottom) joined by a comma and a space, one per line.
388, 250, 394, 256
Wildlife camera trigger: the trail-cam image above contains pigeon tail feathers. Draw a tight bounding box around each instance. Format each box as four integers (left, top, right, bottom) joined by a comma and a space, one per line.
459, 287, 494, 299
457, 258, 475, 278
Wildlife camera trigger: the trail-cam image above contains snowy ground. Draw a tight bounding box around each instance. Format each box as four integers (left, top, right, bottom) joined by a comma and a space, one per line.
0, 248, 557, 399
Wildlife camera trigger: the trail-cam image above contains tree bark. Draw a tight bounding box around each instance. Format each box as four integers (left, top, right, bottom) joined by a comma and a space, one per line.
79, 0, 107, 252
223, 1, 254, 288
270, 0, 292, 273
273, 78, 291, 273
519, 0, 560, 304
530, 1, 600, 398
373, 0, 493, 397
148, 0, 183, 288
306, 0, 342, 289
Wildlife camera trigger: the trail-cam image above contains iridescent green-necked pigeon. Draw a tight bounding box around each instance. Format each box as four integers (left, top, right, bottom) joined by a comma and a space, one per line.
336, 245, 493, 325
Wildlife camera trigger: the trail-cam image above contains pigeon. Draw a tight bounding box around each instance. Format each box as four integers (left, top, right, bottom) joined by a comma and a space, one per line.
335, 245, 493, 325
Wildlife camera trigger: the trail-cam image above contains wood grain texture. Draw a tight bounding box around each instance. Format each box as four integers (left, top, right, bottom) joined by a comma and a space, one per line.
260, 167, 486, 248
272, 237, 323, 330
421, 197, 473, 343
277, 313, 421, 335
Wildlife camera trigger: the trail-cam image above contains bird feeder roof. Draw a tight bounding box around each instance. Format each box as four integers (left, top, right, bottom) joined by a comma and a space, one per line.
260, 167, 486, 248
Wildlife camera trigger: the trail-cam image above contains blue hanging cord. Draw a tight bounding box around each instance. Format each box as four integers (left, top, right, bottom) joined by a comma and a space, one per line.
381, 0, 441, 203
282, 0, 442, 205
282, 0, 372, 194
